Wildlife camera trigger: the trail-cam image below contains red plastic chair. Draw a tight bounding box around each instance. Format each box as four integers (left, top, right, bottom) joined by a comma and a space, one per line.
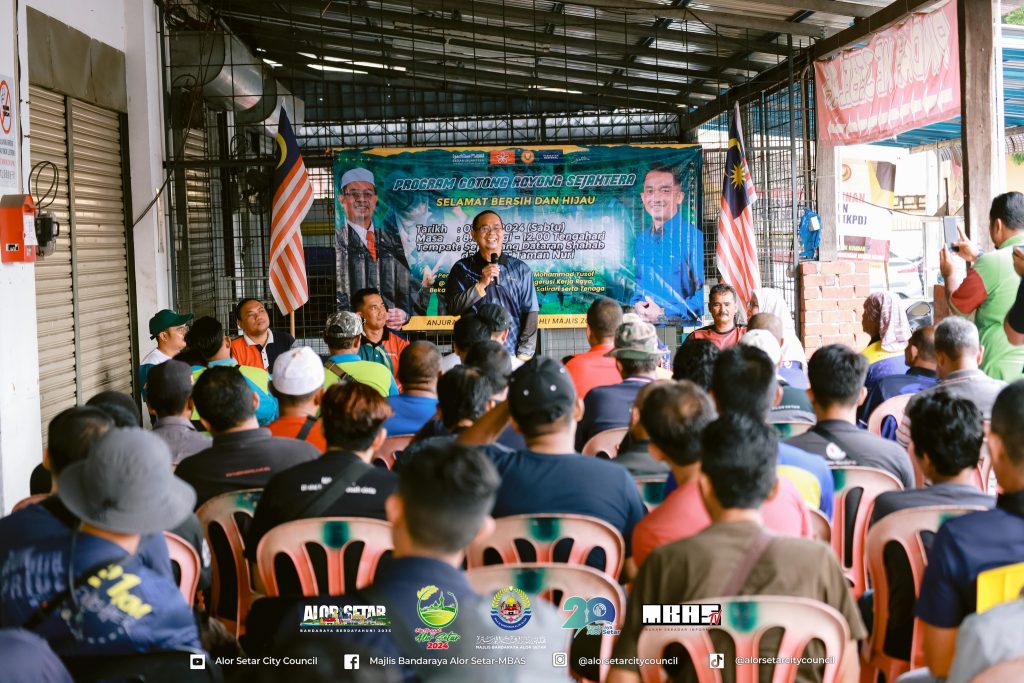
164, 531, 201, 607
971, 657, 1024, 683
467, 563, 626, 683
866, 394, 912, 438
581, 427, 628, 458
831, 466, 903, 599
636, 596, 852, 683
810, 507, 832, 543
255, 517, 393, 596
372, 434, 414, 470
465, 513, 625, 579
195, 488, 262, 636
862, 505, 986, 683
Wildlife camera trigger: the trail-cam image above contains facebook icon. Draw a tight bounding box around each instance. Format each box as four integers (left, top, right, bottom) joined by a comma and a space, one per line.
344, 654, 361, 670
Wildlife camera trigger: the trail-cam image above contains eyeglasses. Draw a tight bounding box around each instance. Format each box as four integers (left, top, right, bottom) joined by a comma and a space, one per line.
475, 227, 505, 235
344, 190, 377, 200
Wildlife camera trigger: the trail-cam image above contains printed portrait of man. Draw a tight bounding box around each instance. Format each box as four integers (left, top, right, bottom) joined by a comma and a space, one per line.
631, 163, 704, 324
335, 167, 413, 327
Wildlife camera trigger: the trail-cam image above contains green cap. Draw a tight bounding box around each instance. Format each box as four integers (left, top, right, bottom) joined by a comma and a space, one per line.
149, 309, 193, 339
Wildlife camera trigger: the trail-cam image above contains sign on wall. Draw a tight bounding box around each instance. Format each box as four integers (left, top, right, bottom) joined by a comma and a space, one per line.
814, 0, 960, 146
332, 144, 703, 330
838, 158, 896, 262
0, 75, 18, 195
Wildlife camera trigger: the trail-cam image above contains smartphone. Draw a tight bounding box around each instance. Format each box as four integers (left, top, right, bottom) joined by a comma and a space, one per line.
942, 217, 960, 252
1014, 244, 1024, 258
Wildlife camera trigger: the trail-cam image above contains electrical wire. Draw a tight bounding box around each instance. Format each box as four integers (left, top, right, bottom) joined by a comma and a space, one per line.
28, 160, 59, 210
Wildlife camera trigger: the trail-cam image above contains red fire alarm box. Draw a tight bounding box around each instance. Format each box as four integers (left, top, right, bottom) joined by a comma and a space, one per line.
0, 194, 36, 263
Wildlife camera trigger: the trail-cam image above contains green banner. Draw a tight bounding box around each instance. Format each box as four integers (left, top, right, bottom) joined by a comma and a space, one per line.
333, 144, 703, 329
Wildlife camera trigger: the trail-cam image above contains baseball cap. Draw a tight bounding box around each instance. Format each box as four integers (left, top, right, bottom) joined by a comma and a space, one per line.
325, 310, 364, 338
606, 320, 662, 359
340, 168, 375, 188
272, 347, 325, 396
739, 329, 782, 366
476, 303, 512, 333
149, 309, 193, 339
507, 356, 576, 424
57, 428, 196, 535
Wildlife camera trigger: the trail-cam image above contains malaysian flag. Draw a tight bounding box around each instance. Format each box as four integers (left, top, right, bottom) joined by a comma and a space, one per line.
717, 104, 761, 307
269, 107, 313, 315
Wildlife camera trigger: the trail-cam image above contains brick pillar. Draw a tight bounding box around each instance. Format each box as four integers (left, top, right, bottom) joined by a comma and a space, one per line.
798, 261, 871, 357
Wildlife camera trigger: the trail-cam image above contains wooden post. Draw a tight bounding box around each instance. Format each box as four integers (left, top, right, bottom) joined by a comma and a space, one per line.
816, 141, 840, 261
959, 0, 1003, 250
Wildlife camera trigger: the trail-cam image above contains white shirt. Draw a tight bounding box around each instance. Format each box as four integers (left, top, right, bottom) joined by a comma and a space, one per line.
140, 348, 173, 366
439, 353, 461, 374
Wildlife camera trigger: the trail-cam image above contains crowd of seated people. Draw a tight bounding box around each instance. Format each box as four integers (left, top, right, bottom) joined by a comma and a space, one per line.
5, 244, 1024, 683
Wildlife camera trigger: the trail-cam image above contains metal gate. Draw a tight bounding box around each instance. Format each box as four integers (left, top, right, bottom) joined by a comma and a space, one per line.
30, 86, 135, 443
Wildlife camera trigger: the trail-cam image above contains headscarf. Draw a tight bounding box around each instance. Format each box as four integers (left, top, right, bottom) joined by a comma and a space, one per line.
751, 288, 807, 366
863, 291, 911, 353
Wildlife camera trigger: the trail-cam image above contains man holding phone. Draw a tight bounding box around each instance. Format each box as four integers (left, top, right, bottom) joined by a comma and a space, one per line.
940, 192, 1024, 380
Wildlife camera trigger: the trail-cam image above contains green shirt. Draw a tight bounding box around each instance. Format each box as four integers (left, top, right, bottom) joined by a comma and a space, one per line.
951, 232, 1024, 380
322, 353, 398, 398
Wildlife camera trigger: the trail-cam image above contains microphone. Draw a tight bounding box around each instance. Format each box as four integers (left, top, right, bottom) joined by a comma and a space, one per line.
490, 253, 499, 287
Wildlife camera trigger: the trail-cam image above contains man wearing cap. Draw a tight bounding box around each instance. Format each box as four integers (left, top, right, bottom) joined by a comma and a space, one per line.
335, 167, 412, 327
267, 347, 328, 452
230, 298, 296, 372
444, 210, 539, 361
323, 311, 398, 398
574, 320, 662, 451
0, 428, 202, 656
138, 308, 192, 397
353, 287, 409, 381
147, 359, 212, 464
458, 356, 647, 564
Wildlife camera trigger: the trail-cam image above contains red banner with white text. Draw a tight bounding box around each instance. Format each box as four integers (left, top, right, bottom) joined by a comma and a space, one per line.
814, 0, 959, 146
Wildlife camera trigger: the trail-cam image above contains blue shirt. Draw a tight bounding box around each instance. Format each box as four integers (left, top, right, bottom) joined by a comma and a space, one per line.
575, 377, 652, 451
444, 252, 539, 357
859, 366, 938, 428
0, 500, 174, 582
195, 358, 279, 426
632, 211, 704, 323
916, 492, 1024, 628
385, 394, 438, 436
482, 446, 648, 555
662, 442, 835, 519
0, 534, 201, 656
865, 355, 910, 397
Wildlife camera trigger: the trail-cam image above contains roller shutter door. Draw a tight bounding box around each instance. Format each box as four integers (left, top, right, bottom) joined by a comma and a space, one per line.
30, 88, 133, 444
30, 87, 75, 445
69, 99, 133, 399
182, 125, 216, 317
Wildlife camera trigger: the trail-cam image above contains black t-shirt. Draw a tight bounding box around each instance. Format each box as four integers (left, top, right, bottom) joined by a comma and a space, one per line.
246, 450, 397, 561
175, 428, 319, 507
786, 419, 915, 488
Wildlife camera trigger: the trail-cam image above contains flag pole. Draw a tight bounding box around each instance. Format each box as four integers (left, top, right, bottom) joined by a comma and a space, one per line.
289, 309, 296, 338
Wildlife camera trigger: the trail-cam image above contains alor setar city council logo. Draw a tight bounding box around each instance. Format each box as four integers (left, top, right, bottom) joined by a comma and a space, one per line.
489, 586, 533, 631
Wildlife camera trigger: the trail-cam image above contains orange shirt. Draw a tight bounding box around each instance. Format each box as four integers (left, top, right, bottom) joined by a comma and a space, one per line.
267, 415, 327, 453
564, 343, 622, 399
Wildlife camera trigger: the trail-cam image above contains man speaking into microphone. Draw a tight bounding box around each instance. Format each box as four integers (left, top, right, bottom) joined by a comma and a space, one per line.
444, 210, 539, 361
